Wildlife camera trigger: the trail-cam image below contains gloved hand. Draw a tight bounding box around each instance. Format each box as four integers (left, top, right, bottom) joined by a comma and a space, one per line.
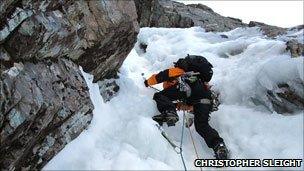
144, 80, 149, 87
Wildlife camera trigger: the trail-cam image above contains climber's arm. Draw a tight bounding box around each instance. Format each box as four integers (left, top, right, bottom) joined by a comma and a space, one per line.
146, 67, 185, 86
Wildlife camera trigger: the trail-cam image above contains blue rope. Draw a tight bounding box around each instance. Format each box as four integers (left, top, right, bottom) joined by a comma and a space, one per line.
179, 111, 187, 171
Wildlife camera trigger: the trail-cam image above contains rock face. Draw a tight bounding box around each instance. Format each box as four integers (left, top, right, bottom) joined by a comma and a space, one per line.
266, 84, 304, 114
0, 59, 93, 170
0, 0, 139, 170
248, 21, 287, 38
135, 0, 247, 32
251, 82, 304, 114
1, 0, 139, 82
286, 39, 304, 57
98, 79, 120, 102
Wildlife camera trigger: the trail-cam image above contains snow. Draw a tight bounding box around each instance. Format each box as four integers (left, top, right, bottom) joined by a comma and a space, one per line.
44, 27, 303, 170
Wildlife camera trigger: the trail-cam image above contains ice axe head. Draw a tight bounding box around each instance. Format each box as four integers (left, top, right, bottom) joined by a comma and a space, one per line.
141, 73, 146, 80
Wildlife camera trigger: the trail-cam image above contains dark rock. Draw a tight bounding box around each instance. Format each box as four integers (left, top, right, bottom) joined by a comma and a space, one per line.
135, 0, 247, 32
286, 39, 304, 57
187, 4, 214, 13
134, 0, 155, 27
98, 79, 120, 102
266, 83, 304, 114
1, 0, 139, 82
248, 21, 287, 38
139, 43, 148, 53
0, 6, 33, 43
0, 47, 10, 61
0, 58, 93, 170
251, 81, 304, 114
220, 34, 228, 39
227, 17, 243, 23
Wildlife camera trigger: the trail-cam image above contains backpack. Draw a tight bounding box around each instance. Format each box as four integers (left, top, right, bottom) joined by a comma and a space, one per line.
174, 55, 213, 82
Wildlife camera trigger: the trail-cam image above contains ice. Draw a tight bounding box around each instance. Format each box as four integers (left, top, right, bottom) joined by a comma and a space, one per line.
45, 27, 303, 170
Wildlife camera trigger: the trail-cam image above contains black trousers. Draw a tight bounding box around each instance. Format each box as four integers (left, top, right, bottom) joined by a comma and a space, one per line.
153, 86, 224, 149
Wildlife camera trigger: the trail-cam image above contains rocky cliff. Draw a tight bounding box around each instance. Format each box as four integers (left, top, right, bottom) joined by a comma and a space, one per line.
0, 59, 93, 170
135, 0, 247, 32
0, 0, 138, 170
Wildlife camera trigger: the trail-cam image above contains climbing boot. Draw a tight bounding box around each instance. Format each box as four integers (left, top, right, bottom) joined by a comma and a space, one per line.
166, 110, 179, 126
152, 110, 178, 127
152, 113, 167, 126
213, 142, 229, 159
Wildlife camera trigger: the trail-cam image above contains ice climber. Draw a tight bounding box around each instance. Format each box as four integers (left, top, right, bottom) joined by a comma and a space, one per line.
144, 55, 229, 159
